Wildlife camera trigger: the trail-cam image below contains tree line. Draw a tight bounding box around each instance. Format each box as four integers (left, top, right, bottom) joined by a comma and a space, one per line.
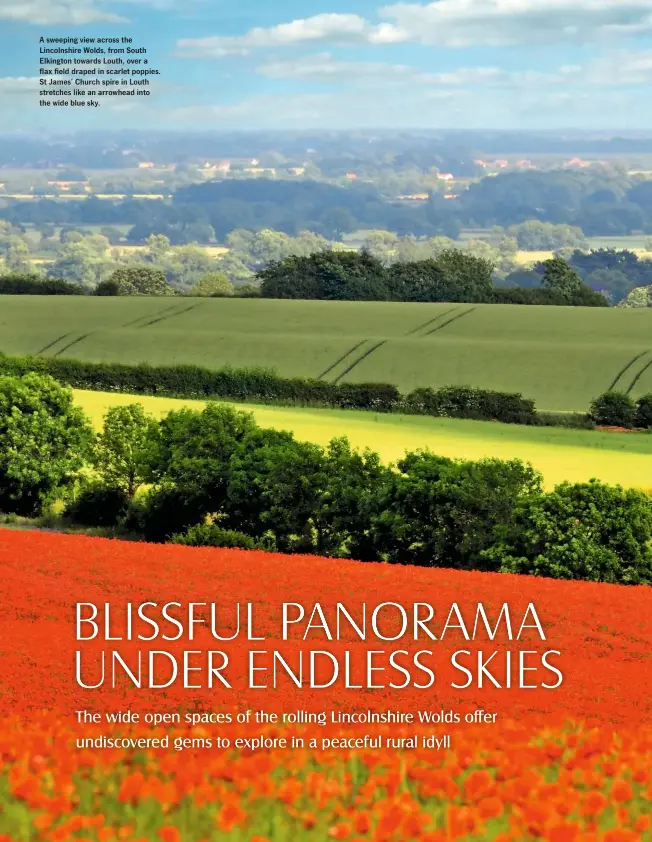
1, 373, 650, 586
257, 251, 607, 306
4, 169, 652, 242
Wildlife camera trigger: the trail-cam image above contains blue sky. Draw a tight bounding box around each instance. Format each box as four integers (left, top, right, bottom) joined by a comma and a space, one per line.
2, 0, 652, 131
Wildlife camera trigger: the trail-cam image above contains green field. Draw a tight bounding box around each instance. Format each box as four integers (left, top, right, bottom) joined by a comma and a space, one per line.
74, 388, 652, 489
2, 297, 652, 411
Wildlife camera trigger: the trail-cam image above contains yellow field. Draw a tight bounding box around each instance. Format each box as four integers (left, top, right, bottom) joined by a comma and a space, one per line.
514, 250, 554, 264
514, 248, 651, 265
112, 245, 229, 255
73, 389, 652, 489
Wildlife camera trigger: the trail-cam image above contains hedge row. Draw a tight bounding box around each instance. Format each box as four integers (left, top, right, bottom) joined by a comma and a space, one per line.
0, 275, 85, 295
0, 353, 541, 424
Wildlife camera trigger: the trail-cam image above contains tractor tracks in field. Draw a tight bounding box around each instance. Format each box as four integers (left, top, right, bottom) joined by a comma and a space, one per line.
35, 332, 93, 357
320, 305, 477, 383
609, 350, 652, 395
121, 301, 201, 329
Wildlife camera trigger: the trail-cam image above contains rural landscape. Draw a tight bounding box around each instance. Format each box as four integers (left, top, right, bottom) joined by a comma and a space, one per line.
3, 0, 652, 834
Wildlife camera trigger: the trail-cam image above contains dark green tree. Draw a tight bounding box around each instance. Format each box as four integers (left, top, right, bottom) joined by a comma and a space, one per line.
485, 480, 652, 584
540, 257, 583, 302
93, 404, 160, 497
366, 452, 542, 569
0, 373, 94, 516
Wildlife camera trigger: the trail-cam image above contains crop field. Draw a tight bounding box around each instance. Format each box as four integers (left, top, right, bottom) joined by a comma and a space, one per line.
75, 388, 652, 489
1, 530, 651, 841
2, 297, 652, 410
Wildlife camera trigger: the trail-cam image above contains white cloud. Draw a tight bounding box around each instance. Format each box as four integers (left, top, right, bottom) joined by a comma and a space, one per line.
0, 0, 126, 24
377, 0, 652, 47
176, 13, 379, 57
176, 0, 652, 56
257, 53, 562, 89
0, 76, 39, 93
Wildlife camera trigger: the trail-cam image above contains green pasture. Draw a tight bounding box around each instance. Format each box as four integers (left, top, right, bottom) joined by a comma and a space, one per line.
2, 297, 652, 410
74, 388, 652, 489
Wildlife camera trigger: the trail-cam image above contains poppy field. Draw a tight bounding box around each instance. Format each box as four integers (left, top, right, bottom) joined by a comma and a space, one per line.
0, 530, 651, 841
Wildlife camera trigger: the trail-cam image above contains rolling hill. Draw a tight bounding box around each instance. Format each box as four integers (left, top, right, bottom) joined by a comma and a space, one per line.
1, 296, 651, 410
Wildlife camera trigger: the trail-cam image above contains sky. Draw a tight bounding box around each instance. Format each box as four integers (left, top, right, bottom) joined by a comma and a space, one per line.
2, 0, 652, 132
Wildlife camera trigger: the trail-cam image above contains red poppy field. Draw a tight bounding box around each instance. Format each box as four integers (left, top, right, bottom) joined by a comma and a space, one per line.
0, 530, 651, 842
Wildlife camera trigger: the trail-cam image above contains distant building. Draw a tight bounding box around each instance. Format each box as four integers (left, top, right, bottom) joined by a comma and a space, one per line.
138, 161, 155, 169
345, 172, 357, 180
436, 173, 454, 181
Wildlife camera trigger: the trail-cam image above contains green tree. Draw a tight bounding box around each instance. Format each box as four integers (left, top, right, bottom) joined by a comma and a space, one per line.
189, 272, 234, 297
617, 285, 652, 308
100, 266, 174, 296
485, 480, 652, 584
589, 392, 637, 427
143, 234, 171, 264
94, 404, 160, 497
0, 373, 94, 516
540, 257, 583, 302
4, 238, 32, 274
366, 452, 542, 569
225, 427, 326, 553
48, 239, 113, 288
434, 249, 495, 302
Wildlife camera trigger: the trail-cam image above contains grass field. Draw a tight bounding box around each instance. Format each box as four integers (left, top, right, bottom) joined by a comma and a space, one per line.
74, 388, 652, 488
3, 297, 652, 411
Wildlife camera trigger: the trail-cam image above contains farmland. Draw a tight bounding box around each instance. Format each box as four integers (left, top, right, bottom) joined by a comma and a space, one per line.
1, 530, 651, 841
74, 388, 652, 489
2, 297, 652, 410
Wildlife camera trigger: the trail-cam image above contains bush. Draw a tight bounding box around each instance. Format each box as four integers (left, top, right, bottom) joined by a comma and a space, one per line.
589, 391, 637, 427
102, 266, 174, 296
124, 485, 207, 543
635, 394, 652, 429
404, 385, 537, 424
170, 521, 256, 549
94, 279, 121, 296
64, 482, 130, 527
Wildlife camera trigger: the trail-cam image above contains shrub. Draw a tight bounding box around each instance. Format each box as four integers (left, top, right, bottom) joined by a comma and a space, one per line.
170, 521, 256, 549
635, 394, 652, 429
124, 485, 207, 543
102, 266, 174, 296
64, 482, 130, 527
189, 273, 233, 297
589, 391, 637, 427
404, 385, 537, 424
